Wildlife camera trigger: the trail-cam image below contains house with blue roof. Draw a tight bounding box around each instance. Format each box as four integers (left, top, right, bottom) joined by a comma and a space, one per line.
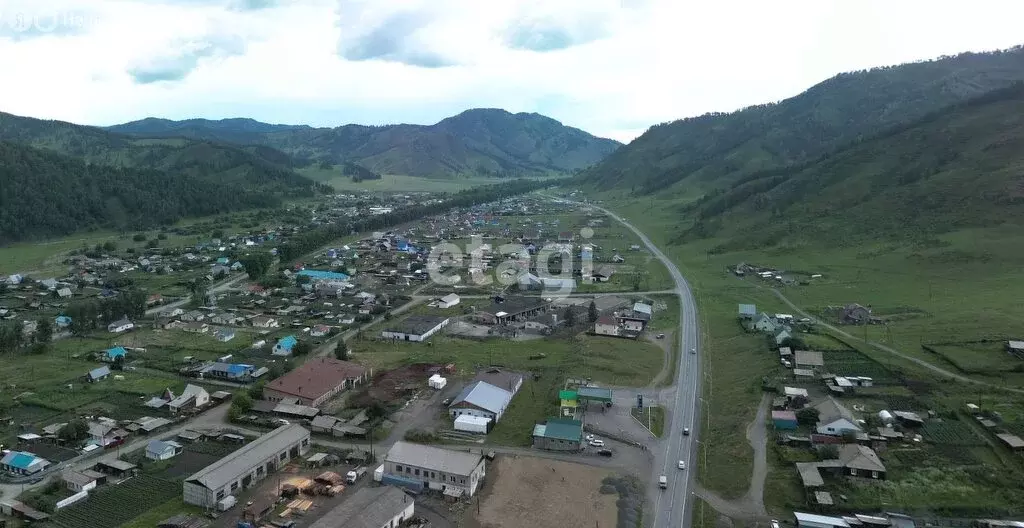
1, 451, 49, 475
273, 335, 298, 356
297, 269, 350, 282
102, 346, 127, 362
55, 315, 72, 328
216, 257, 230, 265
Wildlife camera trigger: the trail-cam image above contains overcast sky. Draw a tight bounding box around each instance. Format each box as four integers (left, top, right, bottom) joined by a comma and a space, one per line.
1, 0, 1022, 143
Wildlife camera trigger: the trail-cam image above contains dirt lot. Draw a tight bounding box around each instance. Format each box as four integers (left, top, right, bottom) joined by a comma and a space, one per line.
351, 363, 449, 408
467, 456, 618, 528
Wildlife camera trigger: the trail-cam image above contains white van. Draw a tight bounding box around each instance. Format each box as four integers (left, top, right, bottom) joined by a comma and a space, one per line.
658, 475, 667, 489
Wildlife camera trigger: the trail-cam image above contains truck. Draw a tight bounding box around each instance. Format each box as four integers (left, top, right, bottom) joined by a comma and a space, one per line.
346, 466, 368, 484
373, 464, 384, 482
658, 475, 667, 489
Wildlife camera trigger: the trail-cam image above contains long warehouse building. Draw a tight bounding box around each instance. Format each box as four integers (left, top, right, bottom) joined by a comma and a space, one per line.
183, 424, 311, 508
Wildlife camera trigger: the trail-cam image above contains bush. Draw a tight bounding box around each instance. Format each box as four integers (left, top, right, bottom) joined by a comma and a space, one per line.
132, 233, 147, 242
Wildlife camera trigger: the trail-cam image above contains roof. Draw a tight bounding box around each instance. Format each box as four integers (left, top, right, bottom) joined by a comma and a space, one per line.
450, 381, 511, 414
480, 296, 548, 317
533, 418, 582, 442
1, 451, 44, 470
88, 366, 111, 379
308, 486, 412, 528
996, 433, 1024, 449
385, 441, 482, 477
63, 471, 97, 486
576, 386, 613, 402
837, 444, 885, 472
814, 397, 855, 424
795, 350, 824, 366
105, 346, 127, 358
297, 269, 350, 281
1008, 340, 1024, 350
772, 410, 798, 421
440, 293, 460, 303
795, 462, 825, 487
794, 512, 850, 528
97, 459, 136, 471
559, 390, 577, 400
169, 384, 208, 408
471, 368, 523, 393
146, 440, 182, 454
384, 315, 449, 336
632, 302, 652, 315
739, 304, 757, 315
595, 315, 618, 325
185, 425, 310, 491
266, 358, 367, 403
277, 335, 298, 350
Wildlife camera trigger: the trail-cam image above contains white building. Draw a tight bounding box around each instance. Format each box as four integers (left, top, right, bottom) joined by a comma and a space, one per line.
107, 317, 134, 333
436, 293, 461, 309
448, 381, 512, 422
382, 441, 486, 498
183, 425, 311, 508
145, 440, 183, 461
308, 486, 413, 528
381, 315, 450, 342
168, 384, 210, 414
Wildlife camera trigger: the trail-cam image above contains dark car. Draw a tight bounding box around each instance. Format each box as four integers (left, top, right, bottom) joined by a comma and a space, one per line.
598, 449, 613, 457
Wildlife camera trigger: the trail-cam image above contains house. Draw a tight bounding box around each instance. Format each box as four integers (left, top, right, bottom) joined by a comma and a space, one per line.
201, 362, 256, 382
381, 441, 486, 497
631, 302, 653, 320
794, 445, 886, 488
436, 293, 461, 309
93, 459, 137, 477
594, 315, 620, 337
1, 451, 49, 475
615, 310, 647, 332
814, 397, 862, 436
310, 415, 340, 434
168, 384, 210, 414
251, 315, 279, 328
63, 471, 100, 493
591, 265, 615, 282
381, 315, 450, 342
183, 425, 311, 508
102, 346, 127, 362
57, 287, 73, 299
181, 310, 206, 322
87, 365, 111, 382
775, 329, 793, 345
126, 416, 172, 434
738, 304, 757, 319
310, 325, 330, 338
448, 381, 513, 422
107, 317, 134, 333
532, 418, 584, 452
307, 486, 414, 528
772, 410, 799, 430
273, 335, 298, 356
264, 358, 369, 407
517, 273, 576, 291
753, 313, 779, 333
214, 329, 235, 342
146, 440, 184, 461
794, 350, 825, 371
55, 315, 72, 328
182, 321, 209, 334
88, 422, 129, 447
840, 304, 872, 324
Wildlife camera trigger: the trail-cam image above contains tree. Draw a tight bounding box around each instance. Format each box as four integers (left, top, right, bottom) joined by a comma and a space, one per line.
132, 233, 147, 242
231, 393, 253, 415
0, 321, 23, 354
334, 342, 350, 360
292, 341, 312, 356
102, 241, 117, 252
588, 301, 599, 323
35, 318, 53, 344
248, 381, 265, 400
112, 355, 125, 371
241, 252, 274, 279
819, 444, 839, 460
563, 307, 577, 327
366, 402, 388, 421
189, 279, 209, 307
796, 407, 820, 426
59, 419, 89, 442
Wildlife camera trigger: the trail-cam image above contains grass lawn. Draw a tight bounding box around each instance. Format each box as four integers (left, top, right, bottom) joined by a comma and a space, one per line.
488, 375, 559, 446
119, 498, 205, 528
631, 405, 666, 437
297, 169, 512, 192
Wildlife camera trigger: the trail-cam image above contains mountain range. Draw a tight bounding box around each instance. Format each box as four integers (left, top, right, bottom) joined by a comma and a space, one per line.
106, 109, 623, 178
582, 47, 1024, 195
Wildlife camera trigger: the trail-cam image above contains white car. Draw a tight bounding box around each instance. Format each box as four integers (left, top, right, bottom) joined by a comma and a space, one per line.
585, 434, 595, 441
589, 439, 605, 447
690, 347, 696, 354
678, 460, 686, 470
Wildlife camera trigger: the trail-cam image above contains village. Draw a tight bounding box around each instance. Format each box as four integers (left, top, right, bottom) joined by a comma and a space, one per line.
0, 194, 677, 528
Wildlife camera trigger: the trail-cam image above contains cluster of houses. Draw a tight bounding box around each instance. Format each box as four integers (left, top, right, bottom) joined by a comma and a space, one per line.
593, 301, 654, 339
731, 262, 823, 286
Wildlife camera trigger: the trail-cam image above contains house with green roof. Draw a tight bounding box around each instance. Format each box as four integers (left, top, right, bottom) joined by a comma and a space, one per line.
532, 418, 583, 452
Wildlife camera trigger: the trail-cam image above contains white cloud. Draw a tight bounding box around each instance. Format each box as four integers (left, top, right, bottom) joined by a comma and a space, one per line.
0, 0, 1022, 142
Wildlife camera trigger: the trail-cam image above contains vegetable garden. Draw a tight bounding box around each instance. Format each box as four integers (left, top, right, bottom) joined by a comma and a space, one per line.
921, 420, 986, 446
49, 474, 179, 528
822, 350, 899, 383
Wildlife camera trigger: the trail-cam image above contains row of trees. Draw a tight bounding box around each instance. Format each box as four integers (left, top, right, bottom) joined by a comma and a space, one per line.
0, 318, 53, 355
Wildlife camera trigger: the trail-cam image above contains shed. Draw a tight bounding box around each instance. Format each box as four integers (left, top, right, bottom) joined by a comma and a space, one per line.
996, 433, 1024, 451
772, 410, 798, 430
576, 386, 613, 405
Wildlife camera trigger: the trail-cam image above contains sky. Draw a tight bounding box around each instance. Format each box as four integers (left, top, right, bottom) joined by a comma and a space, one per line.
1, 0, 1023, 143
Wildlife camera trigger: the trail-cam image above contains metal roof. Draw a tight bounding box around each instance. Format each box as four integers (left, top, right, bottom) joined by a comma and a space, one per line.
185, 424, 309, 491
385, 441, 482, 477
450, 381, 511, 415
384, 315, 449, 336
1, 452, 43, 470
576, 386, 613, 402
533, 418, 582, 442
795, 512, 850, 528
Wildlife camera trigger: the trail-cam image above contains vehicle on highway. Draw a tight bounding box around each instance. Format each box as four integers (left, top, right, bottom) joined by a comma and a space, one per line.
658, 475, 667, 489
589, 439, 605, 447
597, 449, 613, 457
690, 347, 696, 354
656, 333, 665, 339
677, 460, 686, 470
683, 427, 690, 435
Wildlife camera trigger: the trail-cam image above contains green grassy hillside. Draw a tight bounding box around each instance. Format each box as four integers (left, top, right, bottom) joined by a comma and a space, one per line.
583, 46, 1024, 194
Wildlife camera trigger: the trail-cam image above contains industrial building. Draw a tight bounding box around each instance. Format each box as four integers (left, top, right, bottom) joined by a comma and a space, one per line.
307, 486, 414, 528
448, 381, 513, 423
381, 441, 486, 498
183, 425, 311, 508
381, 315, 450, 342
263, 357, 369, 407
532, 418, 584, 451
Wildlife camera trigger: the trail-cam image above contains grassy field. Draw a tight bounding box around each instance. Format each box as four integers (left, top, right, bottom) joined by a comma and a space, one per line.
119, 498, 205, 528
298, 168, 511, 192
631, 405, 666, 437
580, 190, 1024, 516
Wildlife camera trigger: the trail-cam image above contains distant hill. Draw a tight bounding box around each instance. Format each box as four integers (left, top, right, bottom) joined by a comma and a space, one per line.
582, 46, 1024, 194
0, 142, 284, 243
0, 112, 329, 243
107, 108, 622, 178
675, 84, 1024, 250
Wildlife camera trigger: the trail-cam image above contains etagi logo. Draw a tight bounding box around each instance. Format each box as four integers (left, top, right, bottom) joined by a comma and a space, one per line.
426, 227, 596, 300
0, 8, 96, 35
